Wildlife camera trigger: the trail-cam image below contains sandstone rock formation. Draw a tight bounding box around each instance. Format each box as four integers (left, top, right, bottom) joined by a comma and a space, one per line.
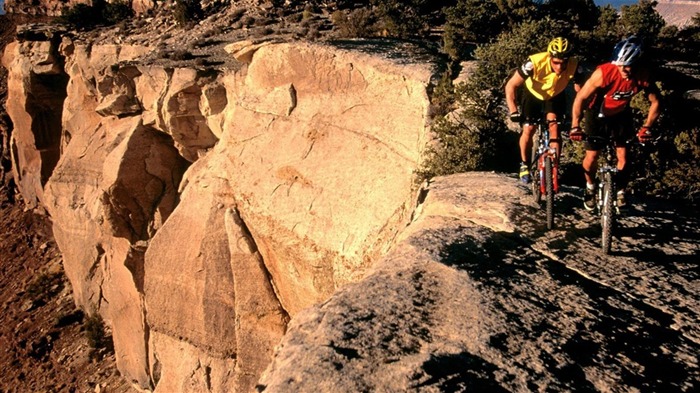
2, 27, 437, 391
3, 5, 700, 393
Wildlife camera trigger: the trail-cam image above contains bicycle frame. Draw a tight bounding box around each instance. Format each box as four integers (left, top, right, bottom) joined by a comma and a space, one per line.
586, 135, 620, 213
585, 134, 623, 254
531, 121, 559, 195
596, 142, 618, 212
530, 119, 560, 230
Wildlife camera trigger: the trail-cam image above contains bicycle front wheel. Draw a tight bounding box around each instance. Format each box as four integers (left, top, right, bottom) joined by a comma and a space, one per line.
545, 156, 554, 230
601, 173, 615, 254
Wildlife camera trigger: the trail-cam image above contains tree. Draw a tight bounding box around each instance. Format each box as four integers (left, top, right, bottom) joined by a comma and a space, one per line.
443, 0, 508, 60
619, 0, 665, 44
494, 0, 539, 27
545, 0, 600, 31
576, 5, 620, 64
370, 0, 453, 38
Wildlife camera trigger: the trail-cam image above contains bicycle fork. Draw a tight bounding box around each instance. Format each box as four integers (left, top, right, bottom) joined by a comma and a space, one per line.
537, 148, 559, 195
597, 167, 617, 212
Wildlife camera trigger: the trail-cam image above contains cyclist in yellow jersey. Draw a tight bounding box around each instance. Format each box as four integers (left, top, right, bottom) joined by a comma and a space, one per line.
505, 37, 584, 183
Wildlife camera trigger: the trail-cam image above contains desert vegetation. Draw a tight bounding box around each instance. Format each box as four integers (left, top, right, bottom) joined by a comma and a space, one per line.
415, 0, 698, 201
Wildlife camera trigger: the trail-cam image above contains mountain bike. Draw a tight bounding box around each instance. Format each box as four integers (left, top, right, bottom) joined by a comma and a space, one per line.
530, 119, 560, 230
575, 134, 630, 255
590, 135, 618, 254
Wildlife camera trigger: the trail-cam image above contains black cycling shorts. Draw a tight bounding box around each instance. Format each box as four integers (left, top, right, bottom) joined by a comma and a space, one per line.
583, 109, 634, 151
520, 87, 567, 125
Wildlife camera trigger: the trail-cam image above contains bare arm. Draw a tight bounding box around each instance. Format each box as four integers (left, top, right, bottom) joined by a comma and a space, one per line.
643, 89, 661, 127
505, 72, 525, 114
571, 68, 604, 128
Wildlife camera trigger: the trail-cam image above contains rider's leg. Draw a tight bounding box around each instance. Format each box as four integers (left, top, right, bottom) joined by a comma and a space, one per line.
583, 149, 600, 187
615, 146, 630, 206
546, 113, 560, 159
582, 149, 600, 210
519, 88, 541, 165
545, 94, 566, 160
616, 146, 628, 172
520, 123, 536, 163
613, 110, 634, 204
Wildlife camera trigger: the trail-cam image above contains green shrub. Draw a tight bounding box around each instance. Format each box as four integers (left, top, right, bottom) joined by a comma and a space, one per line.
84, 312, 114, 360
443, 0, 508, 60
418, 78, 511, 181
619, 0, 665, 45
544, 0, 600, 31
663, 129, 700, 199
103, 1, 133, 25
25, 271, 63, 302
59, 3, 103, 30
58, 0, 133, 30
331, 8, 377, 38
370, 0, 434, 39
84, 313, 108, 350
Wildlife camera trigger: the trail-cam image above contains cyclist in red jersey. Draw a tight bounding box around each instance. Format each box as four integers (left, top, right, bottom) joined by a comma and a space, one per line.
569, 36, 661, 210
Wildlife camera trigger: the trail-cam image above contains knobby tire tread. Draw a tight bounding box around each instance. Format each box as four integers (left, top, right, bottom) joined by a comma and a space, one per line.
532, 164, 541, 204
545, 156, 554, 230
531, 126, 542, 204
601, 173, 615, 254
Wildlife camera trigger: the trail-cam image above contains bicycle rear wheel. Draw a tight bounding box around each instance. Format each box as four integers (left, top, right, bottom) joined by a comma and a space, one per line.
601, 173, 615, 254
531, 161, 541, 204
545, 156, 554, 230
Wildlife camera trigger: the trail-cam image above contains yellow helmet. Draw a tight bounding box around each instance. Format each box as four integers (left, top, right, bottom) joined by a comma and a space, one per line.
548, 37, 572, 59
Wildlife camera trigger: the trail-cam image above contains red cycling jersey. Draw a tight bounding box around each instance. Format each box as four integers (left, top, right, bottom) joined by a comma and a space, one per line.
588, 62, 652, 117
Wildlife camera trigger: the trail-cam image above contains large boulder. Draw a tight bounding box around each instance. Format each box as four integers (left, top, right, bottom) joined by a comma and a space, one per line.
142, 41, 436, 390
4, 35, 438, 391
219, 41, 434, 315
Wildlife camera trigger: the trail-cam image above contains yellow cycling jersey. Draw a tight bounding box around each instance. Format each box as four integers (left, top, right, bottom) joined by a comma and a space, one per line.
521, 52, 578, 100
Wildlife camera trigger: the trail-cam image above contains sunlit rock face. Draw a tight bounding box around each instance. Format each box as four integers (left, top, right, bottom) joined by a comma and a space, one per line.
3, 31, 437, 391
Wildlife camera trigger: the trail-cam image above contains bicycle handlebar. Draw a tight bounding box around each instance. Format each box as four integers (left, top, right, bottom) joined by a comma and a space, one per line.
565, 131, 658, 147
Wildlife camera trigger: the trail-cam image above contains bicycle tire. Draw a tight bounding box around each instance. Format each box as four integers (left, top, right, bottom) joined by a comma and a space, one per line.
601, 173, 615, 254
532, 162, 541, 204
531, 126, 542, 203
545, 156, 554, 230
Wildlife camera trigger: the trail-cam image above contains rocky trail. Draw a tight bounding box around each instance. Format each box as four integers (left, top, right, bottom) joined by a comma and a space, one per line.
488, 182, 700, 390
258, 173, 699, 392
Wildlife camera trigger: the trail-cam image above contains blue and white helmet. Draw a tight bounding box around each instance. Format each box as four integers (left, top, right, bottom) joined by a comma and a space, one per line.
611, 36, 643, 66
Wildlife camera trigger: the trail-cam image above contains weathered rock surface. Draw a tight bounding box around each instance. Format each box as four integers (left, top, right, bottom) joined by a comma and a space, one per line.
259, 173, 700, 392
3, 30, 437, 391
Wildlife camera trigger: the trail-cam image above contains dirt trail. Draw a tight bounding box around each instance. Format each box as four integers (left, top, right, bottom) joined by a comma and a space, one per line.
513, 185, 699, 390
